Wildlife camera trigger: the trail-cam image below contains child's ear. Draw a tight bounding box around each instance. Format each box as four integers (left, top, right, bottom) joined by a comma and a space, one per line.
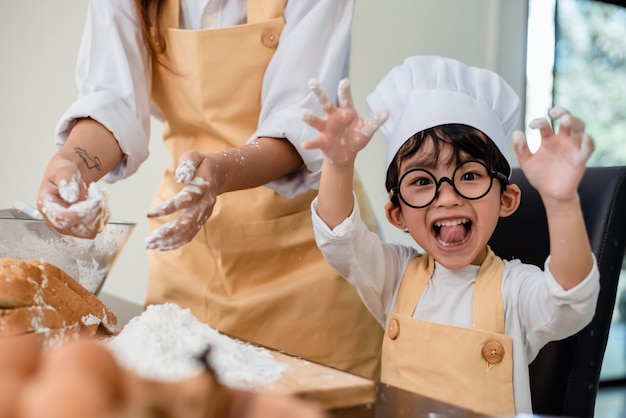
385, 200, 407, 229
500, 183, 521, 218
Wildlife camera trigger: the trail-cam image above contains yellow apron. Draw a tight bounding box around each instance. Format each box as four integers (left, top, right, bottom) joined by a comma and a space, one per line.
146, 0, 383, 379
381, 248, 515, 415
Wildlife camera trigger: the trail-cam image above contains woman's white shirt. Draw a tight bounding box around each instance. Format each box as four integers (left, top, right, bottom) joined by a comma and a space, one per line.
56, 0, 355, 196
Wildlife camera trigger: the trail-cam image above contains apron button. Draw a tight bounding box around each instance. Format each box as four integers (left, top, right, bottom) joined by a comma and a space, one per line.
388, 318, 400, 340
482, 340, 505, 364
262, 28, 280, 48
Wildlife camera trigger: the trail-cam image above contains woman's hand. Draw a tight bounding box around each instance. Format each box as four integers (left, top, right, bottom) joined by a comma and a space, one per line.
302, 79, 388, 167
512, 106, 594, 204
144, 152, 218, 251
36, 157, 110, 239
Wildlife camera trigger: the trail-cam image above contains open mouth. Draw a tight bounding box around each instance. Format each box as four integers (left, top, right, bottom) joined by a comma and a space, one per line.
433, 219, 471, 247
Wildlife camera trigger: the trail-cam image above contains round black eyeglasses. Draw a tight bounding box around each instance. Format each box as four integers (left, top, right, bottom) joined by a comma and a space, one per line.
390, 160, 509, 209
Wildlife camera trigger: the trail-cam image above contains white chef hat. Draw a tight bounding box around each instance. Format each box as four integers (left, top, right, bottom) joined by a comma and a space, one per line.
366, 55, 521, 170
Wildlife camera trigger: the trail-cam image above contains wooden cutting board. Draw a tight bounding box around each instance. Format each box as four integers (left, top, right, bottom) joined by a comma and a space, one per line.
252, 350, 376, 410
100, 297, 375, 410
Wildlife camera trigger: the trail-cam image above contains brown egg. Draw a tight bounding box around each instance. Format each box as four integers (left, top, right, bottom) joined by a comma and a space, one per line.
17, 338, 123, 418
0, 374, 25, 418
227, 390, 328, 418
50, 338, 121, 396
0, 334, 42, 377
0, 334, 42, 418
124, 370, 225, 418
19, 366, 113, 418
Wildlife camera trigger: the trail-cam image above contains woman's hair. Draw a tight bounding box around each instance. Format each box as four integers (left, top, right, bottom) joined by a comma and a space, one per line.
385, 124, 511, 207
134, 0, 167, 64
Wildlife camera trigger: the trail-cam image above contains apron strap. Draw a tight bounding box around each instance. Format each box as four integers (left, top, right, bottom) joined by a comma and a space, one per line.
395, 254, 434, 316
248, 0, 287, 23
160, 0, 287, 28
397, 247, 505, 333
161, 0, 179, 29
472, 246, 506, 333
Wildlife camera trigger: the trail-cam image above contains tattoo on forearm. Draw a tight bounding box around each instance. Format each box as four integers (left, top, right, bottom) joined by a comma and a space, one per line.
74, 147, 102, 171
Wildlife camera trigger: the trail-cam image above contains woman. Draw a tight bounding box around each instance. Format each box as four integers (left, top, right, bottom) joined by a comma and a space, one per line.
36, 0, 383, 378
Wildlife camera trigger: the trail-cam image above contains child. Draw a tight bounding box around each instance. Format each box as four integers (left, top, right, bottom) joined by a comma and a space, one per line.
301, 55, 599, 415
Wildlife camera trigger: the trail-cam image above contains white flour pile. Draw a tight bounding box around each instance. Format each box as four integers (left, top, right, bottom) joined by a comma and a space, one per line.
106, 303, 288, 388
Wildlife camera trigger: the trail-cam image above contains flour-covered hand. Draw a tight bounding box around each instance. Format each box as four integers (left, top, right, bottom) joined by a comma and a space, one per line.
512, 106, 594, 203
37, 157, 110, 239
145, 153, 217, 251
302, 79, 388, 167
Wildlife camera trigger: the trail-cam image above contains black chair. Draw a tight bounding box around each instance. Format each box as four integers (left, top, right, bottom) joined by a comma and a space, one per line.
489, 166, 626, 418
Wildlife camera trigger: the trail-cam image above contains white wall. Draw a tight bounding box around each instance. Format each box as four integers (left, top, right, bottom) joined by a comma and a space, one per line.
351, 0, 528, 248
0, 1, 527, 306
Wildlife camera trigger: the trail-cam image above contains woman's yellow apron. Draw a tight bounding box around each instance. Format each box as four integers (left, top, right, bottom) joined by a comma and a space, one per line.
146, 0, 383, 379
381, 248, 515, 415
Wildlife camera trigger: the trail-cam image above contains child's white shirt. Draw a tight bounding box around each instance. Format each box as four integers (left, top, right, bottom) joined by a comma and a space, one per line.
311, 195, 600, 414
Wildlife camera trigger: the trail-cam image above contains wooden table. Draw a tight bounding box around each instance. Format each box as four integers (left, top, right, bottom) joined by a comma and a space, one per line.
99, 292, 144, 327
99, 293, 557, 418
329, 382, 486, 418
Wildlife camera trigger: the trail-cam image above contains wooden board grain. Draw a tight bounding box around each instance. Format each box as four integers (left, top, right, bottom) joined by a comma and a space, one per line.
255, 351, 376, 410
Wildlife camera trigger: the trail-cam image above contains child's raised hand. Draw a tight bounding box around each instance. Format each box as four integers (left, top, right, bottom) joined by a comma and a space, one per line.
512, 106, 594, 203
302, 79, 388, 168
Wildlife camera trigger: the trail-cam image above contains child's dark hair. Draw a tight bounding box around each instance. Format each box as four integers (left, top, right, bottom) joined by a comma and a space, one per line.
386, 124, 511, 207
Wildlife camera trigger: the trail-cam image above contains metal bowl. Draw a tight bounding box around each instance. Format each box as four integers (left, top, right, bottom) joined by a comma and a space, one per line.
0, 208, 135, 294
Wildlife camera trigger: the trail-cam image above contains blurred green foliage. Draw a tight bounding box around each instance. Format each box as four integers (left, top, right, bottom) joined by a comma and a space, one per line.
555, 0, 626, 166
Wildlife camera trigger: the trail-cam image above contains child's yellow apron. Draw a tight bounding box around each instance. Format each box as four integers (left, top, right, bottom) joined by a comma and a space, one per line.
381, 248, 515, 415
146, 0, 383, 379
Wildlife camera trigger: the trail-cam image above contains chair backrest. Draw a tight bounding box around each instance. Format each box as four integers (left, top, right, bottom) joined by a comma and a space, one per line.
489, 166, 626, 418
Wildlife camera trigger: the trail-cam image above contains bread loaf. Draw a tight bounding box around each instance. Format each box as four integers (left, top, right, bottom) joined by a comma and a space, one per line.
0, 306, 66, 337
29, 260, 118, 333
0, 262, 44, 308
0, 258, 118, 348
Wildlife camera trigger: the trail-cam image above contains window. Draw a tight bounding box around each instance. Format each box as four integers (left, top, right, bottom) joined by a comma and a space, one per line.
527, 0, 626, 383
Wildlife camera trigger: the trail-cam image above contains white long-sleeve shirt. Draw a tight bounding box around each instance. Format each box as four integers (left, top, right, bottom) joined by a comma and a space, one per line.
311, 196, 600, 414
56, 0, 354, 197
